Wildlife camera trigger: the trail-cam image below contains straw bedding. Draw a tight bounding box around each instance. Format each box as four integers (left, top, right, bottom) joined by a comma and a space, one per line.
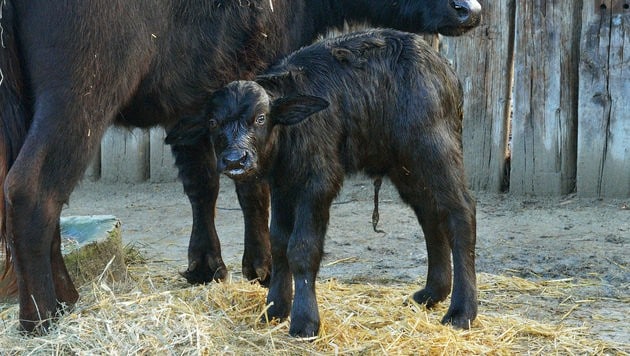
0, 260, 626, 355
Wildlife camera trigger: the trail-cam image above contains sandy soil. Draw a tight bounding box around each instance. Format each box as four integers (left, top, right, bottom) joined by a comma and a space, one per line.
63, 176, 629, 347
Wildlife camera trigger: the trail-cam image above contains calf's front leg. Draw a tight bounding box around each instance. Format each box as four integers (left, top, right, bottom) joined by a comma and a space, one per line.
265, 196, 295, 322
286, 193, 332, 337
287, 225, 323, 338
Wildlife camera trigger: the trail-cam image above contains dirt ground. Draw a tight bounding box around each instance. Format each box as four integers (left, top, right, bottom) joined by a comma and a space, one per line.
63, 176, 629, 347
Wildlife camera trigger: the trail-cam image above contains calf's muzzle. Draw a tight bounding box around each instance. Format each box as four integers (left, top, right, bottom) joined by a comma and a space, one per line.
218, 149, 253, 178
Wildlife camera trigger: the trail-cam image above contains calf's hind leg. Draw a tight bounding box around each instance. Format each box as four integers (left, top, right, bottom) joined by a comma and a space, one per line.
390, 163, 477, 329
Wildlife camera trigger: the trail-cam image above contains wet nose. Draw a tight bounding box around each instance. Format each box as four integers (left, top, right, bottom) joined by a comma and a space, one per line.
451, 0, 482, 24
221, 150, 248, 170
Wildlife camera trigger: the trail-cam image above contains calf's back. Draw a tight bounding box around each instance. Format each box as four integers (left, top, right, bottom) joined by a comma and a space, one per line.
261, 29, 464, 177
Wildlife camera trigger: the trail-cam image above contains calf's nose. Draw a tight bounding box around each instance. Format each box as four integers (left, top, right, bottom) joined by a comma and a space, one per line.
221, 150, 248, 170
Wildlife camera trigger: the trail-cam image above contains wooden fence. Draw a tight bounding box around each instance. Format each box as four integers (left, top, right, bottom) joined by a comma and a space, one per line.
91, 0, 630, 197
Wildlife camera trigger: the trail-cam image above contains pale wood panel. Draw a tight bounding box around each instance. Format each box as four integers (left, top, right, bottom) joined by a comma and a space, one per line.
100, 127, 150, 183
84, 149, 101, 182
577, 0, 630, 197
510, 0, 582, 195
440, 0, 514, 192
149, 127, 178, 183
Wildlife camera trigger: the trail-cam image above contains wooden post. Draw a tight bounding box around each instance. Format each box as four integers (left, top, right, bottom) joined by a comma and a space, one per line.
149, 127, 178, 182
100, 127, 150, 183
510, 0, 582, 195
577, 0, 630, 197
439, 1, 514, 192
84, 149, 101, 181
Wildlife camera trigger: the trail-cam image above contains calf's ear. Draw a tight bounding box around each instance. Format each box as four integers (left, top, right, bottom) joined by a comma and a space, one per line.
256, 72, 289, 93
165, 116, 208, 146
270, 95, 329, 126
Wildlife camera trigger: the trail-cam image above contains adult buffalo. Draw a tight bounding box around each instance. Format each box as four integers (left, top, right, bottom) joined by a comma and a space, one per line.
0, 0, 481, 332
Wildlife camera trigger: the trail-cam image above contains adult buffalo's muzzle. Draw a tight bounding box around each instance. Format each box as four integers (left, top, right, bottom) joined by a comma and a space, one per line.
219, 149, 255, 179
438, 0, 482, 36
451, 0, 482, 27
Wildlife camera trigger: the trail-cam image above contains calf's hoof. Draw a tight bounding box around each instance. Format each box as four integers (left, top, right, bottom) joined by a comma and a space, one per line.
289, 317, 320, 338
441, 303, 477, 329
180, 258, 228, 285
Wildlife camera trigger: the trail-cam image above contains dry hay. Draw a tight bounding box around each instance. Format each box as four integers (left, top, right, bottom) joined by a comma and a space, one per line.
0, 263, 627, 355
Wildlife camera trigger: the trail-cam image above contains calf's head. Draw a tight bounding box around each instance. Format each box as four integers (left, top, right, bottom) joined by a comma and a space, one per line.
166, 81, 328, 180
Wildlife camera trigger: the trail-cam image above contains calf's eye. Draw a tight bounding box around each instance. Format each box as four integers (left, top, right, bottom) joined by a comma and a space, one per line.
208, 118, 218, 130
255, 114, 266, 125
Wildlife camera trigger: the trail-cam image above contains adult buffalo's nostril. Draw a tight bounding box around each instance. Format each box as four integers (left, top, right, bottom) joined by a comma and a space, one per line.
453, 3, 469, 20
451, 0, 482, 23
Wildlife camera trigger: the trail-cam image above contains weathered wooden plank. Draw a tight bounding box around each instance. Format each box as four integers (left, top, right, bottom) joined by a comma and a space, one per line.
577, 0, 630, 197
510, 0, 582, 195
439, 1, 514, 192
84, 149, 101, 182
100, 127, 150, 183
149, 127, 178, 182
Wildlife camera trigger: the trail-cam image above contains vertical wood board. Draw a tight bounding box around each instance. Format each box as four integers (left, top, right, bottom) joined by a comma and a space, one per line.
439, 0, 514, 192
100, 127, 150, 183
577, 1, 630, 197
510, 0, 582, 195
84, 148, 101, 182
150, 127, 178, 182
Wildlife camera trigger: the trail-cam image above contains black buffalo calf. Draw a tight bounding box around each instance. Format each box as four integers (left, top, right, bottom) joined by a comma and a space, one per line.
167, 29, 477, 337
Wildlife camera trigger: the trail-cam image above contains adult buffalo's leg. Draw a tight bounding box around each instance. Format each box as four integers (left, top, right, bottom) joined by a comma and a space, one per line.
235, 178, 271, 286
5, 174, 61, 333
4, 91, 114, 332
171, 142, 227, 284
51, 223, 79, 308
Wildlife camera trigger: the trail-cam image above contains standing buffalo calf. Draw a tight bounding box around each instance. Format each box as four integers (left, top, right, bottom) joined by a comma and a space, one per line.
167, 28, 477, 337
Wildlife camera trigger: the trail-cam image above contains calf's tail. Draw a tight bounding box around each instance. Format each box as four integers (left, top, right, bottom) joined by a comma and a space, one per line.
372, 177, 385, 233
0, 0, 30, 298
